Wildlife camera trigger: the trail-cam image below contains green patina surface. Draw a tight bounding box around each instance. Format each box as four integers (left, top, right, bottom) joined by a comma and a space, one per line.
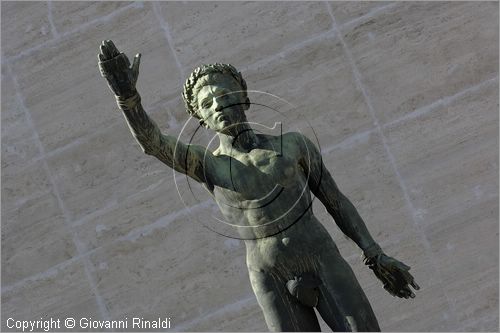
98, 40, 419, 332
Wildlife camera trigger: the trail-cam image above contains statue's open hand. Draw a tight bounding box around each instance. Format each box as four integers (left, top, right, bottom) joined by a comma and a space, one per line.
365, 253, 420, 299
98, 40, 141, 98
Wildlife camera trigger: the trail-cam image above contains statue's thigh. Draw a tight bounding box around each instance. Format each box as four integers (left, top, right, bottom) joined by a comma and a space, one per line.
316, 252, 380, 332
249, 269, 320, 332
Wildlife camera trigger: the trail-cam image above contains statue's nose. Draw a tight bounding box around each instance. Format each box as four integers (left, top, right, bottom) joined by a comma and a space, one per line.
214, 98, 225, 111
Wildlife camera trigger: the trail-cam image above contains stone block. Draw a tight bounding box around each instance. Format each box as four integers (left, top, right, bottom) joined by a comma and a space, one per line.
174, 294, 265, 332
1, 159, 52, 213
338, 2, 499, 125
446, 266, 498, 331
45, 120, 174, 222
320, 131, 416, 244
1, 71, 79, 286
383, 74, 498, 331
424, 196, 498, 283
424, 196, 499, 331
1, 69, 41, 172
384, 81, 498, 225
1, 190, 76, 287
158, 2, 332, 72
329, 1, 395, 27
73, 175, 212, 252
372, 282, 458, 331
1, 2, 53, 58
1, 260, 103, 332
242, 35, 376, 149
89, 211, 251, 326
51, 2, 128, 34
460, 304, 499, 332
9, 2, 181, 153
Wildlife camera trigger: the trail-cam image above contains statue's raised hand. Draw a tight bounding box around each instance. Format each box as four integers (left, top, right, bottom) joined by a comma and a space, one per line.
365, 253, 420, 299
98, 40, 141, 98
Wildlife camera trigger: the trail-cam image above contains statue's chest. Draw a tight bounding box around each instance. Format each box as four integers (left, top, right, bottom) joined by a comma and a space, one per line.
215, 148, 301, 202
238, 148, 297, 186
245, 149, 286, 171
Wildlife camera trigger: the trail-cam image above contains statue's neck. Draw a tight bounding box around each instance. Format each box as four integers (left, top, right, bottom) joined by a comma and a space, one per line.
217, 123, 258, 155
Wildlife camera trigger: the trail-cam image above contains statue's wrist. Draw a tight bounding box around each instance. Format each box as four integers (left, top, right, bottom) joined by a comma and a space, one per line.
115, 91, 141, 110
362, 243, 383, 261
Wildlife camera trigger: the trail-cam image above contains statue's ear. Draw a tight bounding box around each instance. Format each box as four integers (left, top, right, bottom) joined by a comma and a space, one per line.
199, 119, 208, 128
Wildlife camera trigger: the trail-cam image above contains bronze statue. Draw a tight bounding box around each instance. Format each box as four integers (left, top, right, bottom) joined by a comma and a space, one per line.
98, 40, 419, 332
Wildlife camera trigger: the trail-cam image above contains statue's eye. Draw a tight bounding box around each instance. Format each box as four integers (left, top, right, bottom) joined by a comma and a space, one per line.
202, 100, 212, 108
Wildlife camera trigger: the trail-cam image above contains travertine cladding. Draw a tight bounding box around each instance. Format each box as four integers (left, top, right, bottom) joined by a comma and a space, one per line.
1, 1, 498, 332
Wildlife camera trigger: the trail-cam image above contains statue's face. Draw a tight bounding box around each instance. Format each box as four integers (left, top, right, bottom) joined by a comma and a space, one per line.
195, 74, 248, 134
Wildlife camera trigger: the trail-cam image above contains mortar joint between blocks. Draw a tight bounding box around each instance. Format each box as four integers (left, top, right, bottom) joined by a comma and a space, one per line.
47, 0, 59, 39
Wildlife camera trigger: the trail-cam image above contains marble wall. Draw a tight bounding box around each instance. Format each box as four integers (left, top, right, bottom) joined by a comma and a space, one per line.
2, 2, 498, 331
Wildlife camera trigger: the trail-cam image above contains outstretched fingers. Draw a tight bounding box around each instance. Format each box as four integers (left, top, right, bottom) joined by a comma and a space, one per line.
99, 40, 120, 61
396, 270, 419, 298
100, 43, 111, 60
399, 268, 419, 292
410, 279, 420, 290
105, 40, 120, 57
400, 284, 416, 298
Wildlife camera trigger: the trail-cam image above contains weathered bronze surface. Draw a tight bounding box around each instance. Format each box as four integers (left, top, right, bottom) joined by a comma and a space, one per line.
98, 40, 419, 332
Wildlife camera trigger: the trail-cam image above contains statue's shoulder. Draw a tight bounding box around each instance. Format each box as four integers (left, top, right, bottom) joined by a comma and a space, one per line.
254, 132, 295, 144
256, 131, 304, 142
256, 131, 306, 155
279, 132, 321, 158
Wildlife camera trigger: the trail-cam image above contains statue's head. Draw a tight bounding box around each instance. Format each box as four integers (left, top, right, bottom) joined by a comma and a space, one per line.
182, 63, 250, 134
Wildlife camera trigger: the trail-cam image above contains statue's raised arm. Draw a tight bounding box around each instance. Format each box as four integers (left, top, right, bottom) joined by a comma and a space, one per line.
98, 40, 213, 184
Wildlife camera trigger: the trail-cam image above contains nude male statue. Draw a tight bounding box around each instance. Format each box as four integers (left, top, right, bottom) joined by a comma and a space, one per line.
98, 40, 419, 332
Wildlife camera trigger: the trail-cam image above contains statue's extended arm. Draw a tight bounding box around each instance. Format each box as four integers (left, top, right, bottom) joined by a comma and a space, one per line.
98, 40, 212, 185
297, 133, 419, 299
116, 94, 209, 184
297, 134, 379, 254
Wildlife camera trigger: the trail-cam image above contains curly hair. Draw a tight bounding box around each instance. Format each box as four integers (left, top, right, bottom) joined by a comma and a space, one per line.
182, 63, 248, 119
